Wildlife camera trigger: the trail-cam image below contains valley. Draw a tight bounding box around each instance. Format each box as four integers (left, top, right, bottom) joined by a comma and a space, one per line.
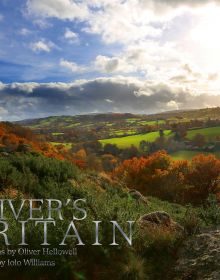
1, 108, 220, 279
18, 107, 220, 162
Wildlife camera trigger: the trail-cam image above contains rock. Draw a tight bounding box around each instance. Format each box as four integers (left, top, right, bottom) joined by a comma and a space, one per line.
175, 230, 220, 280
0, 152, 10, 157
128, 189, 148, 205
138, 211, 184, 233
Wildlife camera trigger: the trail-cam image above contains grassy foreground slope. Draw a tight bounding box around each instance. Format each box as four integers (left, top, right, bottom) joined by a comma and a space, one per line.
0, 152, 187, 280
100, 130, 172, 148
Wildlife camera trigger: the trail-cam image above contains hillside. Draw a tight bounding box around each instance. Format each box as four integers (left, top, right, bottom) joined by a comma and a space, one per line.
16, 107, 220, 161
100, 130, 172, 148
18, 107, 220, 132
1, 123, 220, 279
0, 151, 188, 280
0, 122, 70, 161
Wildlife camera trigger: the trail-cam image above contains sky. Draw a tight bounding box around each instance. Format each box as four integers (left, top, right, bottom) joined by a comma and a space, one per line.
1, 0, 220, 120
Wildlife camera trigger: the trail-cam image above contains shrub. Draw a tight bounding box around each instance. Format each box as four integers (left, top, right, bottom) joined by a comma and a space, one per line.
181, 206, 201, 235
199, 194, 220, 226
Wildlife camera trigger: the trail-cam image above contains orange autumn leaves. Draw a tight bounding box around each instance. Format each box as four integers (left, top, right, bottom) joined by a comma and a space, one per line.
188, 154, 220, 201
114, 151, 220, 204
0, 122, 95, 168
0, 122, 65, 160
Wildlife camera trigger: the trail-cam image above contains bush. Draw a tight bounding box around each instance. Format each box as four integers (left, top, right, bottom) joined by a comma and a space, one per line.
0, 160, 23, 190
181, 206, 201, 235
199, 194, 220, 226
0, 153, 79, 197
120, 254, 146, 280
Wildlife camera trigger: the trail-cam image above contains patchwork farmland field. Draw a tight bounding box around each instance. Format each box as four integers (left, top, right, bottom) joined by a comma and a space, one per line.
100, 126, 220, 150
187, 126, 220, 140
100, 130, 172, 148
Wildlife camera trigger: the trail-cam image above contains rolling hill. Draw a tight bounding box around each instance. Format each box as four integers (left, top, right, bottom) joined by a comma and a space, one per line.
100, 130, 172, 148
16, 107, 220, 160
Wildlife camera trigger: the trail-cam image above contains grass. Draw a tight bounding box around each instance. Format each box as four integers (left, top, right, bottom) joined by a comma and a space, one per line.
125, 119, 165, 126
126, 118, 141, 123
106, 123, 113, 126
171, 150, 220, 160
138, 120, 165, 126
52, 132, 64, 136
170, 151, 206, 160
65, 122, 80, 128
109, 129, 137, 136
50, 142, 72, 149
187, 126, 220, 140
100, 130, 172, 148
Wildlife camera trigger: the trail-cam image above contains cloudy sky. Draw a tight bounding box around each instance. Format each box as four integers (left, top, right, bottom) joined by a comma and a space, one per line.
1, 0, 220, 120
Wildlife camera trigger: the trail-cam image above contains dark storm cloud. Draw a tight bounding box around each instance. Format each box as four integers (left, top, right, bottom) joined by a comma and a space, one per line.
0, 78, 220, 121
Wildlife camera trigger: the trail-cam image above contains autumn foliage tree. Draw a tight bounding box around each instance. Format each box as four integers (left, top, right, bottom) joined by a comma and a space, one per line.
114, 151, 220, 204
186, 154, 220, 203
114, 151, 176, 200
0, 122, 69, 161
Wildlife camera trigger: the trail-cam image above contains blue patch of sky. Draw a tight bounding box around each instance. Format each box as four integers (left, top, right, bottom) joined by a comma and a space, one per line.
0, 0, 124, 82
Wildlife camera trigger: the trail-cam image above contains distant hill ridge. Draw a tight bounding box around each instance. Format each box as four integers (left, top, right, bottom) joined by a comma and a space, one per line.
18, 107, 220, 122
16, 107, 220, 131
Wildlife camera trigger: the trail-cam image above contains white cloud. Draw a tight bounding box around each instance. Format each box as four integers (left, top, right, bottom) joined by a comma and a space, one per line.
60, 56, 136, 74
94, 55, 135, 73
60, 59, 86, 73
27, 0, 89, 21
64, 28, 79, 43
10, 82, 39, 93
33, 18, 52, 29
20, 28, 31, 36
91, 40, 182, 77
24, 0, 220, 98
144, 0, 220, 9
72, 76, 144, 88
208, 72, 218, 81
105, 98, 114, 103
83, 2, 162, 44
26, 0, 163, 44
0, 82, 6, 90
0, 14, 3, 21
30, 40, 55, 52
26, 0, 220, 46
166, 100, 179, 110
0, 107, 8, 119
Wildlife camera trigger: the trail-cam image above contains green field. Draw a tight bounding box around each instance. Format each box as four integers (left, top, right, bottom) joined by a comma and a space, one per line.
171, 150, 220, 160
125, 118, 165, 126
187, 126, 220, 140
52, 132, 64, 136
50, 142, 72, 149
65, 122, 80, 128
125, 118, 141, 123
100, 130, 171, 148
171, 151, 206, 160
138, 120, 165, 126
109, 129, 137, 136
